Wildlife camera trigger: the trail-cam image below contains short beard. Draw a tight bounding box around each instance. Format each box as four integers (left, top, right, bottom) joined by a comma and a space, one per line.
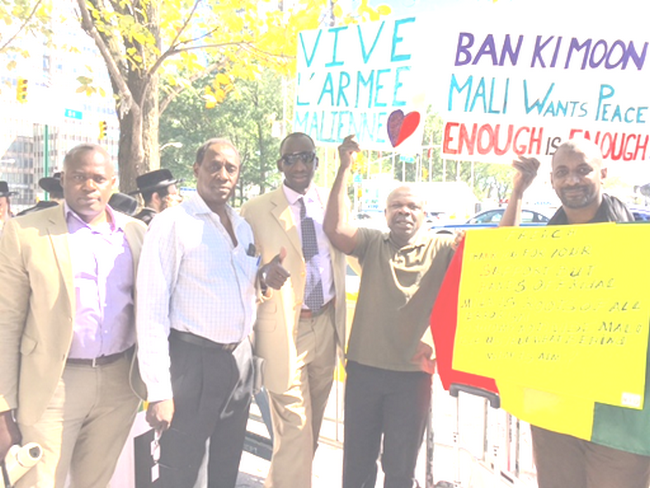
557, 186, 597, 209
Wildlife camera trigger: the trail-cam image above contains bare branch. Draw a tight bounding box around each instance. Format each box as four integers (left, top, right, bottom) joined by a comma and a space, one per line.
145, 40, 240, 82
239, 43, 295, 61
107, 0, 130, 16
165, 0, 202, 53
0, 0, 45, 53
90, 0, 130, 80
144, 0, 208, 82
171, 41, 269, 56
159, 60, 226, 115
176, 25, 220, 48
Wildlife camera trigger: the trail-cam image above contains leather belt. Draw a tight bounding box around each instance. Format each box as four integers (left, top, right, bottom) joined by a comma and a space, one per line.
170, 329, 239, 352
300, 299, 333, 319
66, 347, 133, 367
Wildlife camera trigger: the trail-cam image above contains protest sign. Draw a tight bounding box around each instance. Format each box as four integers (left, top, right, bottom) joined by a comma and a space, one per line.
293, 17, 428, 153
437, 9, 650, 163
452, 223, 650, 408
294, 4, 650, 162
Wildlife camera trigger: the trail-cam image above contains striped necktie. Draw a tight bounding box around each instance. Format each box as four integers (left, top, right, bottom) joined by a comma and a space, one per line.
299, 197, 324, 311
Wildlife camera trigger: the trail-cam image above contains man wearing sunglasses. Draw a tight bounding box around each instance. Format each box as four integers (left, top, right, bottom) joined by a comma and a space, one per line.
241, 132, 347, 488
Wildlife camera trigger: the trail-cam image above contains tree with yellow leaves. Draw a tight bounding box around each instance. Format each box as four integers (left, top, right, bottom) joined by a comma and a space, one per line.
74, 0, 338, 192
0, 0, 52, 71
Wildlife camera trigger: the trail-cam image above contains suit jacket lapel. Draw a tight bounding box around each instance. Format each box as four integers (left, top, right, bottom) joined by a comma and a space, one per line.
269, 188, 302, 259
121, 219, 142, 278
47, 206, 74, 310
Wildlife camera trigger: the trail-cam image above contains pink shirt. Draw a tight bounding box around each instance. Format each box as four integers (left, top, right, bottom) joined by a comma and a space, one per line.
65, 204, 135, 359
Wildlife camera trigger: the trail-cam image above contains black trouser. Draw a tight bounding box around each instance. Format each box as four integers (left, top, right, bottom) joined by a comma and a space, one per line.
343, 361, 432, 488
158, 334, 253, 488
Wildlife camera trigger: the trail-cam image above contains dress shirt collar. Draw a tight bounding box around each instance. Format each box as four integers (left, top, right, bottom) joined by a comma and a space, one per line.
185, 192, 242, 226
282, 182, 319, 207
64, 202, 123, 233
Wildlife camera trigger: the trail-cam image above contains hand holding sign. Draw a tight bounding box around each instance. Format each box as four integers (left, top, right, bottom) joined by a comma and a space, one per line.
511, 155, 540, 197
338, 135, 361, 171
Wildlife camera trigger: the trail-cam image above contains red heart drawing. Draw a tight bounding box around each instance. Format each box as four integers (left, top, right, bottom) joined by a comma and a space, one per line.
387, 110, 421, 147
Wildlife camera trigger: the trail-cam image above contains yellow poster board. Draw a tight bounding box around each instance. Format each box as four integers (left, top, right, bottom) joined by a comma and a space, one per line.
497, 380, 595, 440
453, 223, 650, 409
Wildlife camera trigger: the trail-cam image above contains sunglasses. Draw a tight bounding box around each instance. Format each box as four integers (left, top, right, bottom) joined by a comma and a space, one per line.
280, 151, 317, 166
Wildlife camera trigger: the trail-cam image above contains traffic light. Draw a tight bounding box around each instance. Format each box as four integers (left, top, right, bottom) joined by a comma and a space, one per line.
99, 121, 107, 140
16, 78, 28, 103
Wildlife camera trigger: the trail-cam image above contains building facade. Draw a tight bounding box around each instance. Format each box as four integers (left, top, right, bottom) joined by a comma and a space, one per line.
0, 1, 118, 212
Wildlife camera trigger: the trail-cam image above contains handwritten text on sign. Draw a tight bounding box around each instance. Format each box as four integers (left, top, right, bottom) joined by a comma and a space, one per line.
452, 224, 650, 408
294, 18, 427, 152
436, 12, 650, 162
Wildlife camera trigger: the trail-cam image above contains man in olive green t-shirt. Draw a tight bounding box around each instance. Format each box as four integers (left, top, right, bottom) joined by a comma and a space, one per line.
324, 136, 455, 488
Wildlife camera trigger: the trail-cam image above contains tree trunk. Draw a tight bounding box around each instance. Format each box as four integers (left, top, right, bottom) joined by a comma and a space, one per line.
117, 110, 140, 194
257, 121, 267, 194
111, 1, 160, 193
142, 75, 160, 175
116, 71, 145, 194
143, 1, 161, 176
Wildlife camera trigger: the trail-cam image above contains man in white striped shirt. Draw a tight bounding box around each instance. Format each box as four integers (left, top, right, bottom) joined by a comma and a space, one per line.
136, 138, 259, 488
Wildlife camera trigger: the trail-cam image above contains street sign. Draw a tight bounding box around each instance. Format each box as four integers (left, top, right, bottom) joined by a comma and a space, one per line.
64, 109, 83, 120
180, 186, 196, 197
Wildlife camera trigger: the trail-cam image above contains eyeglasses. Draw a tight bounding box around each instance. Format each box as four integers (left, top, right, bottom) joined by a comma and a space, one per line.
280, 151, 317, 166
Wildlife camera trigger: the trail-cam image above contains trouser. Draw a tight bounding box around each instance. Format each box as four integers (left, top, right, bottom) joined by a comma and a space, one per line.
16, 355, 139, 488
264, 306, 337, 488
532, 425, 650, 488
343, 361, 432, 488
157, 334, 253, 488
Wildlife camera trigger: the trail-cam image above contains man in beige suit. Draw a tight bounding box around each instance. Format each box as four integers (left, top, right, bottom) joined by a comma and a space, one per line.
0, 144, 146, 487
241, 132, 346, 488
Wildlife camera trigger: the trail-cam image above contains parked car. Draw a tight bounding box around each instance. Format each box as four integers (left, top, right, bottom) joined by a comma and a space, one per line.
629, 207, 650, 221
467, 208, 550, 225
425, 211, 449, 225
432, 208, 550, 233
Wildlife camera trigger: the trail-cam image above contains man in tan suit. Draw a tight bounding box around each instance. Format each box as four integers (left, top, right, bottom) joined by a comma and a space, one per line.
0, 144, 146, 487
241, 132, 346, 488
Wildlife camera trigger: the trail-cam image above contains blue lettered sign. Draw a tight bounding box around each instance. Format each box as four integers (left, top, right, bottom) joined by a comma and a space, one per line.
294, 17, 428, 153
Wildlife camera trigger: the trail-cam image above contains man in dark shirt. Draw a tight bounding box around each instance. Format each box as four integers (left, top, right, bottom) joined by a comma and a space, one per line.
324, 136, 456, 488
16, 172, 64, 217
501, 138, 649, 488
132, 169, 182, 225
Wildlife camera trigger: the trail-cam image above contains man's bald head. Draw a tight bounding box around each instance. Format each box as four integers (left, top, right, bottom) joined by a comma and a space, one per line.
63, 144, 114, 174
551, 138, 604, 172
386, 185, 424, 208
384, 185, 426, 246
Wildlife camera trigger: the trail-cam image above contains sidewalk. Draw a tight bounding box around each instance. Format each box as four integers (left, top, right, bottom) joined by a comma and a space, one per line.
235, 376, 537, 488
236, 378, 345, 488
236, 439, 343, 488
